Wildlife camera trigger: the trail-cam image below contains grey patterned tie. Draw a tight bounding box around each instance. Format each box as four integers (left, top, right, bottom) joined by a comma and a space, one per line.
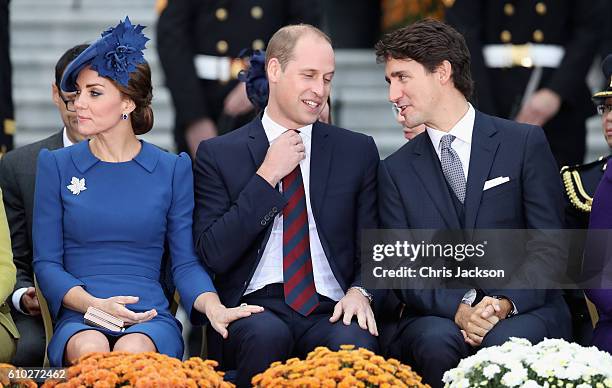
440, 134, 466, 203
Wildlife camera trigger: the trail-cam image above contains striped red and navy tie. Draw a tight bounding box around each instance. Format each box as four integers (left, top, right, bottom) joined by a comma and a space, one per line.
282, 165, 319, 316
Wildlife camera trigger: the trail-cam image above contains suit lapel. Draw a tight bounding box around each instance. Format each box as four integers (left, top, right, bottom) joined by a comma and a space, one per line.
246, 118, 269, 169
464, 111, 500, 230
44, 130, 65, 150
310, 121, 333, 218
244, 118, 276, 255
410, 135, 461, 228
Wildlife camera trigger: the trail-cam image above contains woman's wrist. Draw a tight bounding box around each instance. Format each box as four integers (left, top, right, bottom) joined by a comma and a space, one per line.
195, 292, 223, 317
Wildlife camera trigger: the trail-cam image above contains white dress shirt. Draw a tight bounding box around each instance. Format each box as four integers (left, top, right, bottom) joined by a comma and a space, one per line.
426, 103, 475, 179
12, 127, 74, 314
245, 110, 344, 301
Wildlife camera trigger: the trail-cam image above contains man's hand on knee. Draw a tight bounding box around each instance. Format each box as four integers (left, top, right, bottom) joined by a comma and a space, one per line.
329, 289, 378, 336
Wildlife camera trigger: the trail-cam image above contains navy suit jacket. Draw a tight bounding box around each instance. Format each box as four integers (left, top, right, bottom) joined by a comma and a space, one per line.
378, 110, 570, 336
193, 118, 379, 307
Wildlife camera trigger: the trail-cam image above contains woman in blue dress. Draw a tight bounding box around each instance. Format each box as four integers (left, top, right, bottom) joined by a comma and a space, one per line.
33, 17, 263, 366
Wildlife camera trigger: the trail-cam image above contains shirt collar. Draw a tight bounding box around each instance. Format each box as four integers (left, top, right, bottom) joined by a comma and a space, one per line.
62, 127, 74, 148
71, 139, 159, 173
427, 103, 475, 150
261, 108, 312, 143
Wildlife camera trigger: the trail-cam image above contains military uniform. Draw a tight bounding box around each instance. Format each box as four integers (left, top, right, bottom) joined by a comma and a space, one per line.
0, 0, 14, 156
559, 156, 608, 345
445, 0, 605, 167
562, 156, 609, 230
559, 53, 612, 345
156, 0, 321, 153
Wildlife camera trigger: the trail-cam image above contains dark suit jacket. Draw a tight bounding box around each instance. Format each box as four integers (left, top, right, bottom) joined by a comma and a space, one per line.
0, 131, 63, 293
378, 110, 570, 336
193, 118, 379, 307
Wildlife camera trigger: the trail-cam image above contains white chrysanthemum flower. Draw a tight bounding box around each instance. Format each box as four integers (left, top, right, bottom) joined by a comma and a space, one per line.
453, 378, 470, 388
501, 367, 527, 387
483, 364, 501, 379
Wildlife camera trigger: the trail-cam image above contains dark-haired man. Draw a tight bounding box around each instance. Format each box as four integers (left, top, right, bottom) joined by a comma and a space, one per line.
375, 19, 570, 387
0, 44, 87, 366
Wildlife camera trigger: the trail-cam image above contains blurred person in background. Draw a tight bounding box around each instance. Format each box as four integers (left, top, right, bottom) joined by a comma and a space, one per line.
446, 0, 605, 168
0, 44, 87, 367
0, 193, 18, 363
562, 54, 612, 346
581, 55, 612, 353
584, 161, 612, 353
392, 103, 425, 140
0, 0, 14, 155
156, 0, 321, 157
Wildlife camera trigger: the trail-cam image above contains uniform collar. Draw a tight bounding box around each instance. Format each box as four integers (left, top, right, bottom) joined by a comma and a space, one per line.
71, 139, 159, 173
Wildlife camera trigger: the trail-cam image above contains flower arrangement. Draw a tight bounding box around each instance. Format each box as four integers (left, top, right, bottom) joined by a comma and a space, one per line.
252, 345, 429, 387
0, 363, 37, 388
443, 337, 612, 388
40, 352, 233, 388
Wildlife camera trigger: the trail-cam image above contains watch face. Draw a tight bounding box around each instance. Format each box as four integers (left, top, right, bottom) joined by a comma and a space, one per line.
463, 289, 477, 304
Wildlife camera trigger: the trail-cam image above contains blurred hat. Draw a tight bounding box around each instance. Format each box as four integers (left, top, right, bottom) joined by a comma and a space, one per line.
593, 54, 612, 103
60, 16, 149, 92
237, 49, 269, 112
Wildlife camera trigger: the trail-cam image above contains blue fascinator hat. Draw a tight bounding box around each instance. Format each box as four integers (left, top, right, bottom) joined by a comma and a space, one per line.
237, 49, 269, 112
60, 16, 149, 92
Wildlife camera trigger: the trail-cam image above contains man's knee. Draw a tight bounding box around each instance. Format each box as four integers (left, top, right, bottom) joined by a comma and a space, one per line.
326, 323, 379, 353
229, 313, 293, 355
481, 317, 547, 348
400, 317, 466, 364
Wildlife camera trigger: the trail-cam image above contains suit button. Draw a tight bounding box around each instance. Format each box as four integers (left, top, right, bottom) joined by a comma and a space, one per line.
264, 215, 270, 221
272, 207, 278, 213
216, 40, 228, 54
215, 7, 228, 21
535, 2, 546, 15
252, 39, 265, 51
260, 220, 266, 226
251, 6, 263, 19
503, 3, 514, 16
532, 29, 544, 43
500, 30, 512, 43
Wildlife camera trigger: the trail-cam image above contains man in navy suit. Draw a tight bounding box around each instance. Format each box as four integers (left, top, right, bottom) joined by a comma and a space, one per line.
193, 24, 379, 387
375, 19, 571, 388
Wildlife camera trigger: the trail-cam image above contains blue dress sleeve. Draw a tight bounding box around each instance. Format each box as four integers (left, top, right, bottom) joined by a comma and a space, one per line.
33, 149, 85, 319
169, 153, 216, 326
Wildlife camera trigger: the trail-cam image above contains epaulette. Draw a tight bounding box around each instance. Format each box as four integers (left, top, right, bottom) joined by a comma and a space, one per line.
561, 156, 609, 213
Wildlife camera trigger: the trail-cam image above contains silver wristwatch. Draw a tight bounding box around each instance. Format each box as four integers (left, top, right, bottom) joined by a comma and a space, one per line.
348, 286, 373, 304
461, 289, 477, 306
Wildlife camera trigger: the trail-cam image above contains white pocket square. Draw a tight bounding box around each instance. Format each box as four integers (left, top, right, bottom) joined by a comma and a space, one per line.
483, 176, 510, 191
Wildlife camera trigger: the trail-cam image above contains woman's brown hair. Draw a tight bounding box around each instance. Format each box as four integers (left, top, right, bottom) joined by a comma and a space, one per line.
113, 62, 154, 135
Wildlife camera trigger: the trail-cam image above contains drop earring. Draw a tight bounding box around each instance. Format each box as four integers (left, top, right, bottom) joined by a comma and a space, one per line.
121, 113, 128, 120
